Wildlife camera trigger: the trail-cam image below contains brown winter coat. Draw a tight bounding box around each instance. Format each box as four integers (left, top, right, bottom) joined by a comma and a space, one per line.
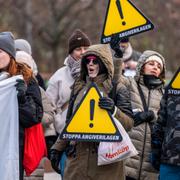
52, 44, 133, 180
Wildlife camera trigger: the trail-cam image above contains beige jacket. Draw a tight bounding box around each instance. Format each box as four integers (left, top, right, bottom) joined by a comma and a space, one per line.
124, 50, 166, 180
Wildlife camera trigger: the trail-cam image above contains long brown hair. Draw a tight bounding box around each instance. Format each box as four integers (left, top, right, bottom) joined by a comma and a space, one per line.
7, 58, 33, 83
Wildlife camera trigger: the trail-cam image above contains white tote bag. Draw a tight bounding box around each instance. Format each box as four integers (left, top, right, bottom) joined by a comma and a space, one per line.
98, 118, 138, 166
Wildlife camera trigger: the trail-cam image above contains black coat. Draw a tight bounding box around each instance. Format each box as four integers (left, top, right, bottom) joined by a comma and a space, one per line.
18, 78, 43, 180
19, 78, 43, 146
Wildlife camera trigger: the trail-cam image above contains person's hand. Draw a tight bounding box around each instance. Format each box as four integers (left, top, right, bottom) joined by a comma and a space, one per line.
49, 149, 62, 174
99, 97, 115, 114
145, 110, 155, 122
134, 110, 155, 126
110, 34, 123, 58
15, 79, 27, 103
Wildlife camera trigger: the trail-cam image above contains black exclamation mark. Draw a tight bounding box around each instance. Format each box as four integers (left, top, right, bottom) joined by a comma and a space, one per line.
116, 0, 126, 26
89, 99, 95, 128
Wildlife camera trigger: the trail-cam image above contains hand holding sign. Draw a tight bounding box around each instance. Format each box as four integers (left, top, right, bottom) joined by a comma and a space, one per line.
110, 34, 123, 58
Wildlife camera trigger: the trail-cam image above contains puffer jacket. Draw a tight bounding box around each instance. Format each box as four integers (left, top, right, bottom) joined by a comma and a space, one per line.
52, 44, 133, 180
152, 84, 180, 166
124, 50, 166, 180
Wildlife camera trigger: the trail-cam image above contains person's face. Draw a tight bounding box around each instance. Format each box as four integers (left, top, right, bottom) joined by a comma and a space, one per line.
86, 58, 99, 78
143, 60, 162, 77
71, 46, 89, 61
0, 49, 11, 70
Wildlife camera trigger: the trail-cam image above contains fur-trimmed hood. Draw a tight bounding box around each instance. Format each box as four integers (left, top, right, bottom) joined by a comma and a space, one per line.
135, 50, 166, 82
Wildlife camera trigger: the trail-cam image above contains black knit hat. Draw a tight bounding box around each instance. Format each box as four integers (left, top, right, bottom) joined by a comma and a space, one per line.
0, 32, 16, 59
68, 29, 91, 54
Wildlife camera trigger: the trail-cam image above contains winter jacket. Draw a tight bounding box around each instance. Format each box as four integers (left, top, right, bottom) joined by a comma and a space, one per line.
46, 56, 75, 134
52, 44, 133, 180
152, 86, 180, 167
19, 78, 43, 180
19, 78, 43, 146
124, 50, 166, 180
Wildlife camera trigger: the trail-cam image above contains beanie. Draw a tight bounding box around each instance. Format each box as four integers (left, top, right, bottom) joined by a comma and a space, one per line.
15, 39, 32, 55
0, 32, 16, 59
68, 29, 91, 54
145, 55, 163, 71
16, 51, 34, 70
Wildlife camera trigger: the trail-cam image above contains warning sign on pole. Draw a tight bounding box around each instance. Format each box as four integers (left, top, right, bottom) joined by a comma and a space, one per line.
101, 0, 154, 43
167, 67, 180, 95
60, 82, 122, 142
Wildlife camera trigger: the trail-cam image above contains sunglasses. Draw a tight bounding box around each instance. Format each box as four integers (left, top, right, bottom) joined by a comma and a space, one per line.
85, 55, 99, 65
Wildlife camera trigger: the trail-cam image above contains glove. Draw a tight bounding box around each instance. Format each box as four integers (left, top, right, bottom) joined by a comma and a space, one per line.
150, 152, 160, 171
134, 110, 155, 126
110, 34, 123, 58
49, 149, 63, 174
15, 79, 27, 103
99, 97, 115, 114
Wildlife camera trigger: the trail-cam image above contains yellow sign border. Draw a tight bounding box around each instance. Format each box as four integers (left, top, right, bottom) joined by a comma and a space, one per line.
60, 82, 122, 142
101, 0, 154, 43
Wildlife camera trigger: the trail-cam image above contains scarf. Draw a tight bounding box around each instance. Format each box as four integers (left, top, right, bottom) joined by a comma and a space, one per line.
65, 55, 81, 79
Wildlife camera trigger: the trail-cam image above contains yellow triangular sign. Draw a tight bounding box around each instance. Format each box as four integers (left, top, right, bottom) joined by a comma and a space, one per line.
61, 82, 122, 142
101, 0, 154, 43
168, 67, 180, 95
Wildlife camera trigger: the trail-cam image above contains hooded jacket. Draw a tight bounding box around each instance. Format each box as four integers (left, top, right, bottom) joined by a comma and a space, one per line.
52, 44, 133, 180
124, 50, 166, 180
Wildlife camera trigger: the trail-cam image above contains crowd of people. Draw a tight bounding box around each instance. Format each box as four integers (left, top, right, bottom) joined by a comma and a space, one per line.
0, 29, 179, 180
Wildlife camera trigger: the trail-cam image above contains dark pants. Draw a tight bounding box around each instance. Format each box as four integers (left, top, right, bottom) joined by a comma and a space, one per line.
45, 135, 58, 159
19, 146, 24, 180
